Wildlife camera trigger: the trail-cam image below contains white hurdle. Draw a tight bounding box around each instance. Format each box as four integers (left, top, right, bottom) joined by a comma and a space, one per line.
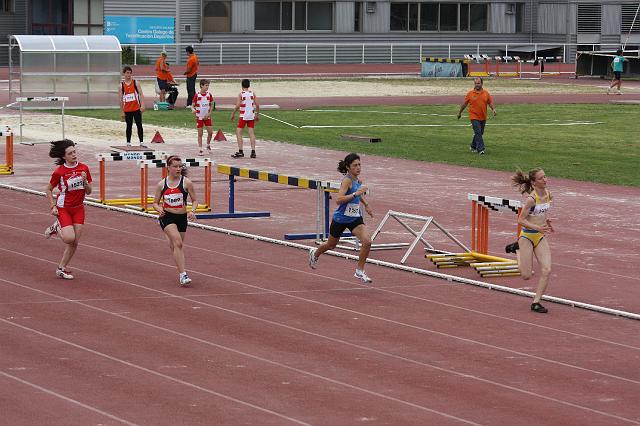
15, 96, 69, 145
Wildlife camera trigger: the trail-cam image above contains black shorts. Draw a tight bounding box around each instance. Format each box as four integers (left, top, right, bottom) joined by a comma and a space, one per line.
157, 77, 168, 91
614, 71, 622, 80
159, 211, 188, 232
329, 217, 364, 239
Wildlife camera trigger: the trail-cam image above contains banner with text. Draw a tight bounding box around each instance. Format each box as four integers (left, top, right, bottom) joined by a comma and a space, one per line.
104, 16, 175, 44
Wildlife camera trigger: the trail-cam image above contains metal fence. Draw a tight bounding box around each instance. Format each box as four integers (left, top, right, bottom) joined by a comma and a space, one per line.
1, 42, 632, 68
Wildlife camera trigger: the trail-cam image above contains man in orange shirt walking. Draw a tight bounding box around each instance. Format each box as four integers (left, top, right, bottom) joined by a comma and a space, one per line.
457, 77, 496, 155
155, 51, 170, 103
184, 46, 199, 108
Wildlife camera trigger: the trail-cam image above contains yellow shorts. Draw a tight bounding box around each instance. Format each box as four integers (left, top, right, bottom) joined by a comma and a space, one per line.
519, 229, 544, 248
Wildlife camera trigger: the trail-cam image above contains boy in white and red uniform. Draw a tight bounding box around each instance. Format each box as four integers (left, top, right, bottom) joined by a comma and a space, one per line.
230, 79, 260, 158
190, 79, 214, 156
44, 139, 93, 280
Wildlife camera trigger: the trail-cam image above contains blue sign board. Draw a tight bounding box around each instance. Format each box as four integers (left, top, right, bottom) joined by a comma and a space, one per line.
421, 61, 464, 78
104, 16, 175, 44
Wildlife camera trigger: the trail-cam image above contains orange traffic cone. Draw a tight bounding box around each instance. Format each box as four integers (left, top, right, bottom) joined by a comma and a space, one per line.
214, 129, 227, 142
151, 130, 165, 143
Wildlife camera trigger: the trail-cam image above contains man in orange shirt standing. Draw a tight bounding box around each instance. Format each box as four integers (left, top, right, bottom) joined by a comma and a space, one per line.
457, 77, 496, 155
155, 51, 170, 103
184, 46, 199, 108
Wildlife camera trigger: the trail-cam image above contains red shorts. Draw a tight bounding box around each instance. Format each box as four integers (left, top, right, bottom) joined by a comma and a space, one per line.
196, 118, 212, 128
58, 204, 85, 228
237, 118, 255, 129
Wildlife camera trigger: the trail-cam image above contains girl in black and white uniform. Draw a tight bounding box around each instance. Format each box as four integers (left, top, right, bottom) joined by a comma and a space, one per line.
153, 155, 198, 286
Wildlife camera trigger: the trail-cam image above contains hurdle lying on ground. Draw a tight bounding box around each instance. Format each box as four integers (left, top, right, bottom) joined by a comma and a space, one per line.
0, 127, 14, 175
426, 194, 522, 277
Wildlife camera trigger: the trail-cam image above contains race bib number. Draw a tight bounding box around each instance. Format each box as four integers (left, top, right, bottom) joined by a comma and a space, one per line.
345, 202, 360, 217
123, 93, 136, 103
67, 175, 84, 191
165, 193, 184, 207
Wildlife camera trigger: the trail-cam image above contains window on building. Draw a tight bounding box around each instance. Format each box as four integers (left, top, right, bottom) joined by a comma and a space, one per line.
516, 3, 524, 33
32, 0, 73, 34
622, 4, 640, 33
354, 1, 362, 32
469, 3, 487, 31
577, 4, 601, 34
255, 1, 333, 31
420, 3, 438, 31
73, 0, 103, 35
203, 0, 231, 32
393, 2, 486, 32
2, 0, 13, 13
439, 3, 458, 31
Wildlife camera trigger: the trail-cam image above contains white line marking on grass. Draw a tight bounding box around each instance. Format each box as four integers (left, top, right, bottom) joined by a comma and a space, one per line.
0, 371, 139, 426
300, 121, 603, 129
261, 113, 299, 128
301, 109, 456, 117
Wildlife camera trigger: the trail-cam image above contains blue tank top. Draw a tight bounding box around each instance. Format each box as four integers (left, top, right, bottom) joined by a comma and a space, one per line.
333, 176, 362, 223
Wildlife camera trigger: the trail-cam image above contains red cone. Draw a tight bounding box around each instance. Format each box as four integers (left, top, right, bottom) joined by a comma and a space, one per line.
214, 129, 227, 142
151, 131, 165, 143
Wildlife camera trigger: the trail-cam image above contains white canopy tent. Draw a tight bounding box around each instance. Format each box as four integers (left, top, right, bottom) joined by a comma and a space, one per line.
9, 35, 122, 108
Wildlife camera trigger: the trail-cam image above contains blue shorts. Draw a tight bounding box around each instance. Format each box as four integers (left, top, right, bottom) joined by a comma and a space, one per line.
157, 78, 168, 91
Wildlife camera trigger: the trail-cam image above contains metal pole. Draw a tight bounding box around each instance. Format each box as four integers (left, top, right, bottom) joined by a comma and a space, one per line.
228, 174, 235, 214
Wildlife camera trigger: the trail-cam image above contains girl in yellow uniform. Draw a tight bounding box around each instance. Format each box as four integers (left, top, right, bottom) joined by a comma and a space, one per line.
512, 168, 554, 313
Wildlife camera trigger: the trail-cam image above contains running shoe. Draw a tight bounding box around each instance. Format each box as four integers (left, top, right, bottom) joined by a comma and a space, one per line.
531, 302, 548, 313
231, 151, 244, 158
354, 269, 372, 283
44, 220, 60, 239
179, 274, 192, 287
478, 150, 485, 155
56, 267, 74, 280
505, 241, 519, 254
308, 249, 318, 269
250, 151, 257, 158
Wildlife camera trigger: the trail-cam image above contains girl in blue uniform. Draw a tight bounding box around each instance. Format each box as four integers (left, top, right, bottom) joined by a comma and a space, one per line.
512, 168, 554, 313
308, 153, 374, 282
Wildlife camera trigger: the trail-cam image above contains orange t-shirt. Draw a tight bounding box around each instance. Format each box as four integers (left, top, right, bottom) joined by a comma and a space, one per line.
464, 89, 493, 121
155, 56, 169, 80
185, 54, 199, 78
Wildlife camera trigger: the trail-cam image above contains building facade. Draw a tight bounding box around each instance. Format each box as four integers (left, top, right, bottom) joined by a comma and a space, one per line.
0, 0, 635, 65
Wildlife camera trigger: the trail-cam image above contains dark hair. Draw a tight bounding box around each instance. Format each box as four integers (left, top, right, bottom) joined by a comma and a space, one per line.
241, 79, 250, 89
49, 139, 76, 166
474, 76, 483, 84
337, 153, 360, 174
199, 78, 210, 87
185, 46, 194, 54
512, 168, 542, 194
166, 155, 188, 176
122, 65, 132, 73
616, 49, 623, 56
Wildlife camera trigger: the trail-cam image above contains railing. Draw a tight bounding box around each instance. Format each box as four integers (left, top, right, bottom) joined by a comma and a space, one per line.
0, 42, 630, 68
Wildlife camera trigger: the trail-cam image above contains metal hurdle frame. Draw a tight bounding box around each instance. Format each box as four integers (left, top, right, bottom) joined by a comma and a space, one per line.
138, 158, 213, 213
0, 127, 14, 175
339, 210, 471, 264
15, 96, 69, 146
96, 151, 167, 207
200, 164, 341, 242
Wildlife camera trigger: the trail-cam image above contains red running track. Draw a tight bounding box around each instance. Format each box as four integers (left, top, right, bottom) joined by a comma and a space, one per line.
1, 190, 639, 425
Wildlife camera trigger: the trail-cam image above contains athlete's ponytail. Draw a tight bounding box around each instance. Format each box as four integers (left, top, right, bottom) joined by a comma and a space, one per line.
49, 139, 76, 166
337, 153, 360, 174
166, 155, 188, 177
512, 168, 541, 194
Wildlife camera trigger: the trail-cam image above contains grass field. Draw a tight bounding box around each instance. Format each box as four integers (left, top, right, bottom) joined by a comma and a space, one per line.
67, 104, 640, 186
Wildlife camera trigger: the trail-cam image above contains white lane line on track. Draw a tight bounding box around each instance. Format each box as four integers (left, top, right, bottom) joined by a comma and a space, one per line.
1, 199, 639, 345
260, 113, 299, 128
2, 252, 639, 425
300, 109, 456, 117
0, 371, 138, 426
0, 276, 478, 425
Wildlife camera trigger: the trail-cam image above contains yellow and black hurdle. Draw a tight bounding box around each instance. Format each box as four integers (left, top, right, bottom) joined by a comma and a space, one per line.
200, 164, 340, 241
0, 127, 13, 175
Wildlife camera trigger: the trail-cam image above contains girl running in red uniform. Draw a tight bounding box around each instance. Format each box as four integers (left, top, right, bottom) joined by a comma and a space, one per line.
152, 155, 198, 286
44, 139, 92, 280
